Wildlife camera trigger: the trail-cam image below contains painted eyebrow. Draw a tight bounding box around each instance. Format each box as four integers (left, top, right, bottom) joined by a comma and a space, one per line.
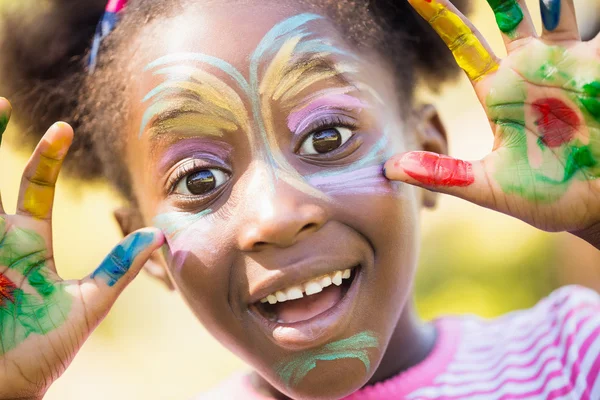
266, 55, 357, 108
144, 99, 240, 138
140, 65, 250, 139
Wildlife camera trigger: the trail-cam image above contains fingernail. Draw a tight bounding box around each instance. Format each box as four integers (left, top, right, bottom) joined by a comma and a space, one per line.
540, 0, 561, 31
92, 231, 157, 287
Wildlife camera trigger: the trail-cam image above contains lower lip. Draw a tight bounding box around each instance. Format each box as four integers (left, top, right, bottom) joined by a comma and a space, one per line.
249, 267, 363, 350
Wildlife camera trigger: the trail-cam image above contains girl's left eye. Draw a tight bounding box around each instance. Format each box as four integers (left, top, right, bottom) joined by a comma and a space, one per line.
174, 168, 229, 196
299, 127, 353, 155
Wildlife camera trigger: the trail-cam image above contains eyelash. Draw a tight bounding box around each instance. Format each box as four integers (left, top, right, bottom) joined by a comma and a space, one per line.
167, 159, 225, 195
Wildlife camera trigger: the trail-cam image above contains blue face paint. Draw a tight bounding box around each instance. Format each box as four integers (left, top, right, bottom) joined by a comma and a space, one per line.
540, 0, 561, 31
91, 231, 156, 286
153, 210, 212, 239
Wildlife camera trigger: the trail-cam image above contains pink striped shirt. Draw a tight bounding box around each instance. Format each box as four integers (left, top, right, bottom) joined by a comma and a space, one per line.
198, 285, 600, 399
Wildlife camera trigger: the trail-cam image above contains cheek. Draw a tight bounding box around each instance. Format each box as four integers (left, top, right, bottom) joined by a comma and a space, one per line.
161, 219, 241, 334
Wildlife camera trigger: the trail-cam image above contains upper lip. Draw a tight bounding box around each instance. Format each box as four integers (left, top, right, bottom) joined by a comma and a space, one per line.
247, 255, 360, 305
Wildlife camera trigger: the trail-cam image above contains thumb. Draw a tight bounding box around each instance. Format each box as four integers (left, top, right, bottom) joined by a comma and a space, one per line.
384, 151, 496, 209
76, 228, 165, 318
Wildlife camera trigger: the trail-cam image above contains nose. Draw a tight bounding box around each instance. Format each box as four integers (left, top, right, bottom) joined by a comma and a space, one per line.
237, 176, 327, 252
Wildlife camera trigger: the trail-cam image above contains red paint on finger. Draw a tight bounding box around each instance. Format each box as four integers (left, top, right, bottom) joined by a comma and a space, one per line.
533, 98, 580, 147
0, 273, 16, 306
398, 152, 474, 187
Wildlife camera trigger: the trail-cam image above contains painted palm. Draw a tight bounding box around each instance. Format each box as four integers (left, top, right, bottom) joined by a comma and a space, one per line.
0, 113, 161, 397
388, 0, 600, 233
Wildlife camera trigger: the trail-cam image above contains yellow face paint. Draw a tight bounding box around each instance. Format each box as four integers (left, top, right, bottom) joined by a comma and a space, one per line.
408, 0, 499, 81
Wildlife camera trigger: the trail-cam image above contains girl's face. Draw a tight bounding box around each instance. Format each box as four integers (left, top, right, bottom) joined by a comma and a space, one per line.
124, 2, 425, 398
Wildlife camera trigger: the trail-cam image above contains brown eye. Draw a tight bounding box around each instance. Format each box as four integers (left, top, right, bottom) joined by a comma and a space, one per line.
175, 169, 229, 196
299, 127, 353, 155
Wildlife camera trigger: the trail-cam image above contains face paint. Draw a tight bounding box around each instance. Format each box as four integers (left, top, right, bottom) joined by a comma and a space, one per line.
91, 231, 156, 287
153, 210, 212, 239
287, 93, 369, 134
486, 0, 524, 35
407, 0, 499, 81
0, 218, 72, 355
540, 0, 561, 31
274, 331, 379, 387
397, 152, 475, 187
145, 13, 396, 245
533, 98, 580, 147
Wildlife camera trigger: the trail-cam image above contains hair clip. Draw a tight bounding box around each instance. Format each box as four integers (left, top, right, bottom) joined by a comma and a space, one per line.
88, 0, 129, 73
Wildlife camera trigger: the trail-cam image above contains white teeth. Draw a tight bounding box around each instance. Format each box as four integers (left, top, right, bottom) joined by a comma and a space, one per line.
258, 268, 355, 305
320, 275, 332, 288
305, 281, 323, 295
275, 291, 287, 303
286, 286, 304, 300
332, 270, 343, 286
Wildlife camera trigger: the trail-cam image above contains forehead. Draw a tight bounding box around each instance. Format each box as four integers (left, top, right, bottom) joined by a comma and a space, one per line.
136, 2, 351, 77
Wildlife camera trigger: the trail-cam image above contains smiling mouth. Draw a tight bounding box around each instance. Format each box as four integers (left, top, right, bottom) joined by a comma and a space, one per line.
252, 266, 358, 324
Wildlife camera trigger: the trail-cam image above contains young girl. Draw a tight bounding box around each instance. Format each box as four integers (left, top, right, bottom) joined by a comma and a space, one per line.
1, 0, 599, 398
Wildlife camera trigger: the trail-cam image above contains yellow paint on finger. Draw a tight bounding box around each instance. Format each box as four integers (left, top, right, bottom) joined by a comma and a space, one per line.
408, 0, 499, 81
22, 133, 69, 219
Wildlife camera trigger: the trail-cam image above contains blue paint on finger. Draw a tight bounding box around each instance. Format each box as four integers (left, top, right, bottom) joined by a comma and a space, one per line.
540, 0, 561, 31
92, 231, 156, 286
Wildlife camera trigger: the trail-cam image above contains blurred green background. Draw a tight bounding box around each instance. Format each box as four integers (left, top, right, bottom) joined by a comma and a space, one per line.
1, 1, 599, 399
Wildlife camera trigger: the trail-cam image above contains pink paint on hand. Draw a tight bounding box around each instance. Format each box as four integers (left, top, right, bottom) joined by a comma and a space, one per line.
287, 94, 369, 133
106, 0, 128, 13
398, 152, 474, 187
533, 98, 580, 148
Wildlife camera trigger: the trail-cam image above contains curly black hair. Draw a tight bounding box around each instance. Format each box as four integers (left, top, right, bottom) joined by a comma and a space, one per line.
0, 0, 469, 199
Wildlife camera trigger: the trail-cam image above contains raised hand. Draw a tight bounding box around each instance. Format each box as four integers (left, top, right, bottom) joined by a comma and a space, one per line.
0, 98, 164, 399
385, 0, 600, 235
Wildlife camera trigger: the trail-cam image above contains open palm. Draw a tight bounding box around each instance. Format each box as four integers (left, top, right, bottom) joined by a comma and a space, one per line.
0, 103, 163, 399
387, 0, 600, 233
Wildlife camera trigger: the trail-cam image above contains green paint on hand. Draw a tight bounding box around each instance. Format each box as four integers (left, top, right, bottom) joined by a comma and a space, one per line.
485, 44, 600, 203
0, 112, 8, 145
580, 82, 600, 122
0, 220, 72, 355
487, 0, 524, 34
274, 331, 379, 387
563, 145, 597, 182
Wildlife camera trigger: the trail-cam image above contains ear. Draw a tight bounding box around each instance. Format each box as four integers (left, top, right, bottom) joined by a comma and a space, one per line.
114, 207, 175, 290
412, 104, 449, 209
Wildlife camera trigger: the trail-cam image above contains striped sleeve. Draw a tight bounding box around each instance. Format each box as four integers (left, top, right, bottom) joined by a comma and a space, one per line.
405, 285, 600, 400
549, 285, 600, 399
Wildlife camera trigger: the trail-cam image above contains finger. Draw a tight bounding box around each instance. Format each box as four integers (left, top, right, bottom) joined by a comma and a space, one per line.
16, 122, 73, 220
540, 0, 580, 41
487, 0, 537, 45
77, 229, 164, 316
384, 151, 496, 209
407, 0, 500, 82
0, 98, 13, 215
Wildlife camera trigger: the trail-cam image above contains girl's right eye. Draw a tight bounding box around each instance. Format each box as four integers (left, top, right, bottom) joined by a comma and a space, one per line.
174, 168, 229, 196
